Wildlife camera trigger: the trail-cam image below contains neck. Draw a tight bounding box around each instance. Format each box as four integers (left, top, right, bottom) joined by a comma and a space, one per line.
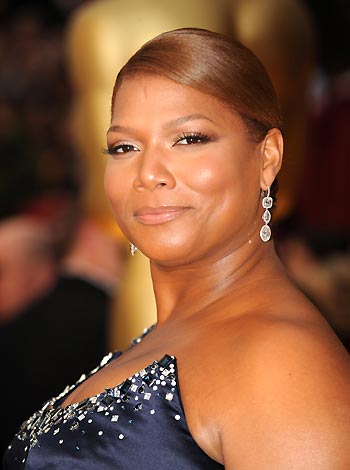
150, 238, 284, 325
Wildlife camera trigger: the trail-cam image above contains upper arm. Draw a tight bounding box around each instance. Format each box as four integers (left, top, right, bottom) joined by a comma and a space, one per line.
217, 323, 350, 470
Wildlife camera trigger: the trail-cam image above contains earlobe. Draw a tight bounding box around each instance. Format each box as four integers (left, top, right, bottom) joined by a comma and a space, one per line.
260, 128, 283, 189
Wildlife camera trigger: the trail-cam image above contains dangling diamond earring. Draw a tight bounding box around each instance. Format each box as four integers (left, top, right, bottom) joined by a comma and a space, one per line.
130, 242, 138, 256
260, 186, 273, 242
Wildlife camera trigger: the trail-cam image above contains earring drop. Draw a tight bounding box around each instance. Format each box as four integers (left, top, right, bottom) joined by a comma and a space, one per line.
260, 186, 273, 242
130, 242, 138, 256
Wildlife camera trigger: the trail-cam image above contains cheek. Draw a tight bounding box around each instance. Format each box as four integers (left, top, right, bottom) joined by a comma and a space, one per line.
183, 156, 240, 197
104, 162, 126, 202
193, 167, 223, 189
104, 164, 128, 221
185, 151, 260, 226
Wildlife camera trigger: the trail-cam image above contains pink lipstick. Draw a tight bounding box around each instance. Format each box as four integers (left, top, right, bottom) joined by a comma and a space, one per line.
134, 206, 190, 225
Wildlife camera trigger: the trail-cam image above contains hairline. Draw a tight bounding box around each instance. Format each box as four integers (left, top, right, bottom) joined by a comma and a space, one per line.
112, 70, 272, 144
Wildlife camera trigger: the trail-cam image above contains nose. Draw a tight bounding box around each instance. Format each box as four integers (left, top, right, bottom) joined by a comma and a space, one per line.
133, 148, 176, 192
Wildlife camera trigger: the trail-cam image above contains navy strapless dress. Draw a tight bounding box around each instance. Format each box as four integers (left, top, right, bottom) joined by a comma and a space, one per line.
3, 329, 224, 469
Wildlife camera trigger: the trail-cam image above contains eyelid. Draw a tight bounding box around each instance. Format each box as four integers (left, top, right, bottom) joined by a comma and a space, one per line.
105, 141, 140, 156
173, 131, 211, 146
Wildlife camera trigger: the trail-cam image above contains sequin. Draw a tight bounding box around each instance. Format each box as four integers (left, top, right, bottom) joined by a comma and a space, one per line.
101, 395, 114, 407
70, 422, 79, 431
143, 374, 155, 386
7, 325, 186, 468
120, 379, 132, 395
158, 354, 174, 368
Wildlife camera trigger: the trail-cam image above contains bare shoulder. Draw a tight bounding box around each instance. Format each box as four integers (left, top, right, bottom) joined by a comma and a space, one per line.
208, 309, 350, 469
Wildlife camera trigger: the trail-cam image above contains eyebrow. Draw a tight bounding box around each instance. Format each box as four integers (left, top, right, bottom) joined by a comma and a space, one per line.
164, 114, 215, 128
107, 114, 214, 134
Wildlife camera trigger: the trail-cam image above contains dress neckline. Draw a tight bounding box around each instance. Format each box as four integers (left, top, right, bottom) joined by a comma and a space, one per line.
57, 352, 177, 411
17, 350, 178, 450
57, 323, 159, 410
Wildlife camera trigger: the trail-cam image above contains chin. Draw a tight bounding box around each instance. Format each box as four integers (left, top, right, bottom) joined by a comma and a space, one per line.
141, 240, 197, 266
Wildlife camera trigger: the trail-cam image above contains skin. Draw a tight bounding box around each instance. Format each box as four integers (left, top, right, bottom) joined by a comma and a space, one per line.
63, 76, 350, 469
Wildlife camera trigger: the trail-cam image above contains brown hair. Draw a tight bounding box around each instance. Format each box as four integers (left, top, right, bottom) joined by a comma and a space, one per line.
112, 27, 283, 144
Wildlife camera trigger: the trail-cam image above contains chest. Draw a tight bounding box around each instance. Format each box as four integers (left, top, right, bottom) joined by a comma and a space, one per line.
4, 352, 223, 470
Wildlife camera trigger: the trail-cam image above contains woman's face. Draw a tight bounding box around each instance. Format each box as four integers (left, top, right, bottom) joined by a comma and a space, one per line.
105, 76, 263, 265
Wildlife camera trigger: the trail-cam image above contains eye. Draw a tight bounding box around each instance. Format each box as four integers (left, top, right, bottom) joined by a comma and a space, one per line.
104, 143, 139, 156
173, 132, 210, 146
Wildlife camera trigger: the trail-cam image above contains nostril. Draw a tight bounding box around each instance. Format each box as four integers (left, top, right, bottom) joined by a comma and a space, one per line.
157, 182, 167, 187
133, 164, 176, 191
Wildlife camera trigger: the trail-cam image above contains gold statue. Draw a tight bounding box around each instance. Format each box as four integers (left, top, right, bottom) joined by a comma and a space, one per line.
65, 0, 316, 349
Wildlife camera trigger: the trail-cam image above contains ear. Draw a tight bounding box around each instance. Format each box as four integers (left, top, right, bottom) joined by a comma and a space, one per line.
259, 128, 283, 190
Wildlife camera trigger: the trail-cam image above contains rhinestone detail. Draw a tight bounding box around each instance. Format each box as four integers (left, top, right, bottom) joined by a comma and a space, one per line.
13, 328, 178, 455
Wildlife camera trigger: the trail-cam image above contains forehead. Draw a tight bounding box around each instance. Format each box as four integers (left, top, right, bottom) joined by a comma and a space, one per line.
111, 75, 243, 129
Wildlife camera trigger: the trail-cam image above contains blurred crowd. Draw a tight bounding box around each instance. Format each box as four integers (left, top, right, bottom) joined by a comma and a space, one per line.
0, 0, 127, 455
0, 0, 349, 458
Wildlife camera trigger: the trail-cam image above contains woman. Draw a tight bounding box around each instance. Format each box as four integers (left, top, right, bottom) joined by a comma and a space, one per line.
4, 28, 349, 469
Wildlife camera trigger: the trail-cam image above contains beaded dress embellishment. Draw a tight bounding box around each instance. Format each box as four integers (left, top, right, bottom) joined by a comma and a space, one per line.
10, 326, 176, 451
5, 325, 225, 470
14, 352, 177, 451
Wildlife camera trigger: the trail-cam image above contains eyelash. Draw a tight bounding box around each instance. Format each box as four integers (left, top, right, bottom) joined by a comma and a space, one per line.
103, 131, 211, 156
173, 132, 211, 146
103, 143, 138, 156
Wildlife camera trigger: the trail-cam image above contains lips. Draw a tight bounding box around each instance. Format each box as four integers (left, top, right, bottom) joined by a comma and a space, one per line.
134, 206, 191, 225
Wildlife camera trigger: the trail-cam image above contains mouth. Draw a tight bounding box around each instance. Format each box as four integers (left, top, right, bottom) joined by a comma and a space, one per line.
133, 206, 191, 225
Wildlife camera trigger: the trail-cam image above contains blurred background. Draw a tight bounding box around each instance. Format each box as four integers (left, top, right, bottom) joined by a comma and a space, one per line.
0, 0, 349, 458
